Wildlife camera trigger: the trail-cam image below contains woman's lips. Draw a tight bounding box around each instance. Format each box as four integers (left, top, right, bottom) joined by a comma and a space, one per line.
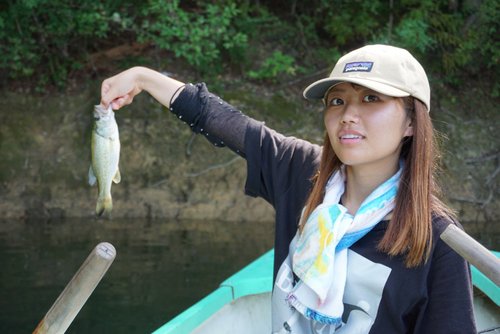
338, 130, 365, 145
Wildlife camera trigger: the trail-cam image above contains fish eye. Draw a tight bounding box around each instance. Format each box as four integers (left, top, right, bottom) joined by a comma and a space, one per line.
94, 116, 100, 121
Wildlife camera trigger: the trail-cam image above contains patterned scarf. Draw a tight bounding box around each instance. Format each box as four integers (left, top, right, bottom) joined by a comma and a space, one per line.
287, 162, 403, 326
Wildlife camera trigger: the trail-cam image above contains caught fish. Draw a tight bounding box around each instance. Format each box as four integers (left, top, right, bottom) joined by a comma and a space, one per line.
89, 104, 121, 217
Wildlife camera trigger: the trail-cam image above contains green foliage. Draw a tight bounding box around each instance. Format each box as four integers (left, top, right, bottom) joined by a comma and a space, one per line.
1, 0, 500, 94
0, 0, 252, 87
247, 52, 303, 82
387, 0, 500, 94
0, 0, 118, 88
322, 0, 387, 45
473, 0, 500, 72
387, 0, 472, 73
390, 18, 436, 54
134, 0, 249, 72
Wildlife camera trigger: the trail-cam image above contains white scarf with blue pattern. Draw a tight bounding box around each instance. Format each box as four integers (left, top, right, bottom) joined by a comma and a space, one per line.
287, 162, 403, 326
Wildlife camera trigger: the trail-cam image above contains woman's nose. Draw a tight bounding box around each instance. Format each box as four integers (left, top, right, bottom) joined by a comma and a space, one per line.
340, 103, 360, 124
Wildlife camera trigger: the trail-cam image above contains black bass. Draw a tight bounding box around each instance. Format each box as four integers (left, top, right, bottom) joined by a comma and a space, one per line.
89, 104, 121, 217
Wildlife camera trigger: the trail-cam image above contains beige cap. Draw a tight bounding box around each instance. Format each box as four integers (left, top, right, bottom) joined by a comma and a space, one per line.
303, 44, 431, 111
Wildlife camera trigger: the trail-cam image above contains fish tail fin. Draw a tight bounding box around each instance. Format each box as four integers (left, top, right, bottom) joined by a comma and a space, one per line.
96, 196, 113, 217
104, 196, 113, 214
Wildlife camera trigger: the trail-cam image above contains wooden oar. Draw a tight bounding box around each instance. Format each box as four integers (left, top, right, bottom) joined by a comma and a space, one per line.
33, 242, 116, 334
440, 224, 500, 288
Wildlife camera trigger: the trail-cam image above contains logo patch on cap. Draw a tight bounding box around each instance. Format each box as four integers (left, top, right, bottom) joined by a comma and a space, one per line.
343, 62, 373, 73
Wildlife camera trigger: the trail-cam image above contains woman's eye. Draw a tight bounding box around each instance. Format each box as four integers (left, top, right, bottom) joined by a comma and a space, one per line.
363, 95, 378, 102
330, 98, 344, 106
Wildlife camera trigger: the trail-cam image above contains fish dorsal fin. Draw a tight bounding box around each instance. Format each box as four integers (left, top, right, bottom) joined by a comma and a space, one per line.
89, 165, 97, 186
113, 168, 121, 184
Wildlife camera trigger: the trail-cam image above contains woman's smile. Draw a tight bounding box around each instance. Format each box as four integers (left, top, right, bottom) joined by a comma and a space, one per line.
338, 129, 365, 145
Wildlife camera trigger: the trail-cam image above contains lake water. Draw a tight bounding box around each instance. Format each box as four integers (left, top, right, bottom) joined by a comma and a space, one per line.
1, 217, 499, 333
0, 218, 274, 333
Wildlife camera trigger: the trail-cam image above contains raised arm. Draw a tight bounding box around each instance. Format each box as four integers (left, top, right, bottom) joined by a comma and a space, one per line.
100, 67, 250, 155
99, 66, 321, 211
100, 66, 185, 110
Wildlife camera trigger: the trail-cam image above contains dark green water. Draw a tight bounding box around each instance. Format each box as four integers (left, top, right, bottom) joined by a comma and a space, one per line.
1, 218, 498, 333
0, 218, 274, 333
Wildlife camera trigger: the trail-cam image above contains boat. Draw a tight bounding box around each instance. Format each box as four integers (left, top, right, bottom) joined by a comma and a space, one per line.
152, 249, 500, 334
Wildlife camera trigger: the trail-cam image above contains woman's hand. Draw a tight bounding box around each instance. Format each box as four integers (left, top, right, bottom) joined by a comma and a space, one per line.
100, 66, 185, 110
101, 67, 143, 110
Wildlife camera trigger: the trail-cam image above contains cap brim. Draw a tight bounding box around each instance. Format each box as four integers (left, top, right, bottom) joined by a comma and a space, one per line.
303, 77, 410, 101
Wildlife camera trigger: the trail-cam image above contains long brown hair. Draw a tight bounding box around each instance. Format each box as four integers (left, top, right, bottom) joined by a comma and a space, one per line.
299, 97, 454, 268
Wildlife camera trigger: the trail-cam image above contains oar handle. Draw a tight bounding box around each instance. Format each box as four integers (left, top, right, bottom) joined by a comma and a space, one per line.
440, 224, 500, 288
33, 242, 116, 334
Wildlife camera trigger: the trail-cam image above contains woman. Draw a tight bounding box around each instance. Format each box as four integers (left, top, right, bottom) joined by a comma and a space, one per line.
101, 45, 476, 333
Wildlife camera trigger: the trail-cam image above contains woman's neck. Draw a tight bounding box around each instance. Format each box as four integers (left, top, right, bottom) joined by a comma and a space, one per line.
342, 162, 399, 216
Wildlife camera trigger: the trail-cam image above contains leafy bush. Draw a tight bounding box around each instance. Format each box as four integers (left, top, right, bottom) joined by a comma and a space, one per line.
247, 51, 303, 82
322, 0, 387, 45
133, 0, 249, 72
0, 0, 252, 88
0, 0, 117, 88
1, 0, 500, 95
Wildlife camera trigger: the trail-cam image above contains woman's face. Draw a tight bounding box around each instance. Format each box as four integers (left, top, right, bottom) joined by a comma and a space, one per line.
324, 82, 412, 172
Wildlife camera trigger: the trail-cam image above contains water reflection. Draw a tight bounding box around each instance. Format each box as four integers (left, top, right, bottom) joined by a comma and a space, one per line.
1, 218, 498, 333
0, 218, 274, 333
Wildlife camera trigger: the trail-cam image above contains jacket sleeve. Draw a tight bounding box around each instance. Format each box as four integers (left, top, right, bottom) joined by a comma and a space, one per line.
170, 82, 322, 208
169, 82, 249, 157
244, 120, 322, 207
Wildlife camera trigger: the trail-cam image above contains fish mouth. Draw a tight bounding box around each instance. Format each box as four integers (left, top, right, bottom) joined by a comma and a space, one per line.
94, 104, 111, 115
94, 104, 112, 122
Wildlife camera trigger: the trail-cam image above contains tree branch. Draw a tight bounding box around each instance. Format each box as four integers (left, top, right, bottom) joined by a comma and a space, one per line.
465, 151, 500, 163
443, 189, 487, 205
185, 133, 196, 156
441, 178, 490, 206
486, 163, 500, 185
275, 66, 331, 90
184, 156, 241, 177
